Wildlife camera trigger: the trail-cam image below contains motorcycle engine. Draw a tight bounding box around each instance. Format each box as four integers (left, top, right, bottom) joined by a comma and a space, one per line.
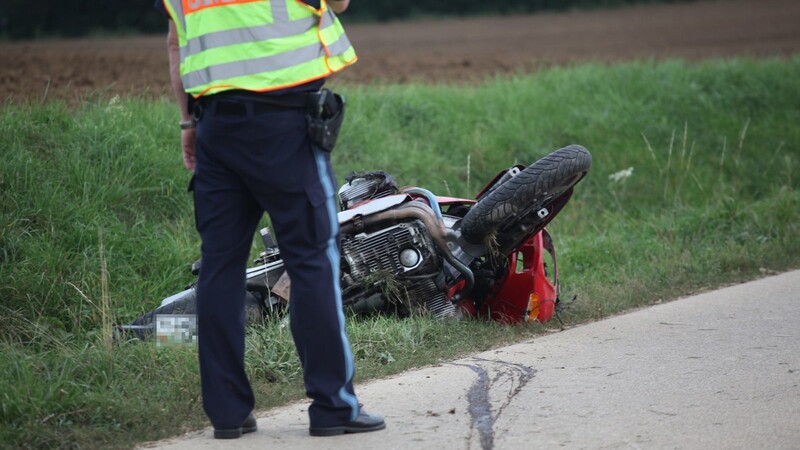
341, 219, 458, 319
338, 171, 399, 210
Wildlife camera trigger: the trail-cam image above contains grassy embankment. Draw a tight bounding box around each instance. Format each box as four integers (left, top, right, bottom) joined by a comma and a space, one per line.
1, 57, 798, 449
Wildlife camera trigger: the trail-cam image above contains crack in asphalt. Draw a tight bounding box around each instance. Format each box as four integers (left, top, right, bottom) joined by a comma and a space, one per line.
452, 358, 537, 450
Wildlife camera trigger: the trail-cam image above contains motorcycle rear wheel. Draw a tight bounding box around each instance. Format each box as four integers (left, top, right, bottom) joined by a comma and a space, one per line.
460, 145, 591, 254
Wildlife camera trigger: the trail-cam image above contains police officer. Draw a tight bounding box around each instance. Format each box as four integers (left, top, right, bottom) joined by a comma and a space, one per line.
157, 0, 385, 439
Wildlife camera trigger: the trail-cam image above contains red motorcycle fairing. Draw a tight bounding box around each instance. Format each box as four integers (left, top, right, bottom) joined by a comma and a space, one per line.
453, 229, 559, 324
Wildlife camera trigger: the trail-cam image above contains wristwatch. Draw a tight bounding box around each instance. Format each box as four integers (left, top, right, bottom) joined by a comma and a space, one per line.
179, 119, 196, 130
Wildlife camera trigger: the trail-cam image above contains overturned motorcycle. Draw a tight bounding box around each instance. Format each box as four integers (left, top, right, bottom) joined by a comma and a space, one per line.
124, 145, 591, 340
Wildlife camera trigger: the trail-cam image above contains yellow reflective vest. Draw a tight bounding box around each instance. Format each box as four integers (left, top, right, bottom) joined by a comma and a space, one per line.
162, 0, 357, 97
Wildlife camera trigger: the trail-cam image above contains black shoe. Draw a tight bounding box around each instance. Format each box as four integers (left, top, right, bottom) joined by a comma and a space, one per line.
309, 410, 386, 437
213, 413, 258, 439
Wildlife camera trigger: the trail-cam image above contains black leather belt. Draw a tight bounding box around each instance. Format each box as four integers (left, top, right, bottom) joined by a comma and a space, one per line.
201, 90, 315, 117
214, 101, 288, 116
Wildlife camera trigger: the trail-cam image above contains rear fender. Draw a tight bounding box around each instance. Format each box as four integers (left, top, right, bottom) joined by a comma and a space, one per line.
474, 164, 526, 201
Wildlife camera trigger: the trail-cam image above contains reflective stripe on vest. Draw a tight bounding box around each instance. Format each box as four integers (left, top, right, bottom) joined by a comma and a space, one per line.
162, 0, 356, 97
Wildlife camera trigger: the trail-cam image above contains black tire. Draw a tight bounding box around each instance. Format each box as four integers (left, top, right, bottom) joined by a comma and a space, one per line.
460, 145, 591, 253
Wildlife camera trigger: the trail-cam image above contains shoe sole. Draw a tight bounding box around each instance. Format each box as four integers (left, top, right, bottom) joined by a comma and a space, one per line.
214, 429, 242, 439
214, 424, 257, 439
309, 422, 386, 437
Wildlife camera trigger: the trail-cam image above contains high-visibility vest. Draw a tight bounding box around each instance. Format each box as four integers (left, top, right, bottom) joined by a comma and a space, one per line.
162, 0, 357, 98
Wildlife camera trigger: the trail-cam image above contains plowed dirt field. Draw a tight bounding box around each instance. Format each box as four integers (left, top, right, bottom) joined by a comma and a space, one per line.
2, 0, 799, 103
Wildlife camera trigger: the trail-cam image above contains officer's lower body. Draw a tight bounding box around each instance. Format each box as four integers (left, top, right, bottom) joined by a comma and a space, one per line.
192, 96, 360, 431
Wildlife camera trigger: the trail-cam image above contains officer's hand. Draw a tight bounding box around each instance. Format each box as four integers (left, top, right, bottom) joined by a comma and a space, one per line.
181, 128, 197, 171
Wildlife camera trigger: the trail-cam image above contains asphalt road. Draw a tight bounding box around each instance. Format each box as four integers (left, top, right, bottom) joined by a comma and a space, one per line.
141, 270, 800, 450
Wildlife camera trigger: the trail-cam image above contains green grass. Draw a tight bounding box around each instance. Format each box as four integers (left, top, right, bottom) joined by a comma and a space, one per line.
1, 57, 799, 449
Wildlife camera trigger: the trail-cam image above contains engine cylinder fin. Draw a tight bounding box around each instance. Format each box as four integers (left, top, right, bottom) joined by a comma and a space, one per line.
404, 279, 456, 319
342, 222, 434, 280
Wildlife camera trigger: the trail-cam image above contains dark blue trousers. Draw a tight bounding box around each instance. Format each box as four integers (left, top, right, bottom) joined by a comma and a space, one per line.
192, 99, 359, 429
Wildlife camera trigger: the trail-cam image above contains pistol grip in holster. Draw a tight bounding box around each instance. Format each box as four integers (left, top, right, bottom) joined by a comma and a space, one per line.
307, 89, 346, 153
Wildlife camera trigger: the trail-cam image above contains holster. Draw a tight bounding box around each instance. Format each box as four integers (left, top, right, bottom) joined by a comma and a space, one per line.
307, 89, 346, 152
